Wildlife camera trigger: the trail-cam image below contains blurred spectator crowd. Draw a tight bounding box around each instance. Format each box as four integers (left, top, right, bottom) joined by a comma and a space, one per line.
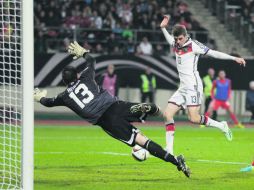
219, 0, 254, 54
34, 0, 209, 54
0, 2, 21, 50
227, 0, 254, 25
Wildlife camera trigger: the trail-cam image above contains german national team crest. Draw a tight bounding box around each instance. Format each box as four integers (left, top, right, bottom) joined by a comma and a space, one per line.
174, 44, 192, 55
183, 47, 188, 52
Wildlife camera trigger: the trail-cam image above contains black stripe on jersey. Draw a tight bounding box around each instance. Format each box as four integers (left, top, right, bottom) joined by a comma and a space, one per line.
204, 48, 210, 55
193, 40, 210, 55
193, 54, 200, 103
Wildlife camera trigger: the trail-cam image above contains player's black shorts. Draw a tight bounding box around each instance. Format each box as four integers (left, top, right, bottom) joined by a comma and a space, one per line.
96, 101, 146, 147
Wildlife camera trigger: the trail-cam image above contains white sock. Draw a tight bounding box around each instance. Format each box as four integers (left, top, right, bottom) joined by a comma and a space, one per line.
165, 120, 175, 155
205, 116, 225, 131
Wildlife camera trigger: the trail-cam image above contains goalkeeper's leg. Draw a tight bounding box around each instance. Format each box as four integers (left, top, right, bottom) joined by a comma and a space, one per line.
135, 132, 190, 177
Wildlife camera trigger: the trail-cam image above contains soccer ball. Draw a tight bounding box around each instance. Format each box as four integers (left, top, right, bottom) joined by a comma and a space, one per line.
249, 81, 254, 90
131, 145, 149, 161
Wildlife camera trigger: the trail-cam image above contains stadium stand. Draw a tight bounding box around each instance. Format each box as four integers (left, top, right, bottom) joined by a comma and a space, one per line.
34, 0, 214, 54
202, 0, 254, 55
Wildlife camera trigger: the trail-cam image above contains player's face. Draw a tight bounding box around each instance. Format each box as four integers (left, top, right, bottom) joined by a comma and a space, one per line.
208, 68, 215, 77
218, 71, 226, 79
174, 35, 187, 47
108, 65, 114, 74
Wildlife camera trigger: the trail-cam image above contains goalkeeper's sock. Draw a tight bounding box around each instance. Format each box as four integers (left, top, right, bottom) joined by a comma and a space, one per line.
143, 139, 178, 166
200, 115, 225, 131
165, 120, 175, 155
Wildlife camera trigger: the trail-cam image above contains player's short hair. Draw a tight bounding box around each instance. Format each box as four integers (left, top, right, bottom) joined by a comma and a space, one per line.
172, 25, 187, 37
62, 66, 78, 85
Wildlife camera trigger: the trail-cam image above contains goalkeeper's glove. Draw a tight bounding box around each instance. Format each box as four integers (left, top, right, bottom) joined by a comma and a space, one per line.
68, 41, 90, 59
34, 88, 47, 102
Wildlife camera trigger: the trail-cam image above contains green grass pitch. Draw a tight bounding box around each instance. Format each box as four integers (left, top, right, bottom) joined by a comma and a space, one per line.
35, 124, 254, 190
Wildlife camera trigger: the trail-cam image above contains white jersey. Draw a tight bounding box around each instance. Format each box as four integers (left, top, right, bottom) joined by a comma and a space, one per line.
161, 27, 236, 108
173, 38, 209, 90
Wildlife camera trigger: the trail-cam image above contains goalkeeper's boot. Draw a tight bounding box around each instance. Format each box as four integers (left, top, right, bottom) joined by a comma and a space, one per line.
176, 155, 191, 178
234, 123, 245, 129
221, 121, 233, 141
130, 103, 152, 114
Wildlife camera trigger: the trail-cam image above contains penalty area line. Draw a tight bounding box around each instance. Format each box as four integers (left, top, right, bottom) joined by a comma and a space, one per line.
35, 151, 248, 165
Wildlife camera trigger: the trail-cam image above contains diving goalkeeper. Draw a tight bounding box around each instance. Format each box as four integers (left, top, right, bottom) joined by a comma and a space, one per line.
34, 41, 191, 177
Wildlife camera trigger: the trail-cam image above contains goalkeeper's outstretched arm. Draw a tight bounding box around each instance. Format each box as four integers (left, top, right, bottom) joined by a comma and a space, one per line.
39, 96, 64, 107
82, 52, 96, 71
34, 88, 64, 107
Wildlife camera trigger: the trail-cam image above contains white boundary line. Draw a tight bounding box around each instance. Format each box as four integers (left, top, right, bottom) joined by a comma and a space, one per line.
35, 151, 129, 156
196, 159, 248, 165
35, 151, 249, 165
35, 136, 216, 140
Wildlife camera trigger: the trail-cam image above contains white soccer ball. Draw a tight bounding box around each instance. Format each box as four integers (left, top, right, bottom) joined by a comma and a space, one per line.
249, 81, 254, 90
131, 145, 149, 161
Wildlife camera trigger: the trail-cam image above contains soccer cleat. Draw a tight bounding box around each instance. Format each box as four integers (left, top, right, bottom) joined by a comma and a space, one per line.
221, 121, 233, 141
130, 103, 151, 114
176, 155, 191, 178
234, 123, 245, 129
240, 166, 253, 172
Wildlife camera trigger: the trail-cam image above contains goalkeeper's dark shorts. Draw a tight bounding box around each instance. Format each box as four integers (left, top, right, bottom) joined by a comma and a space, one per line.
96, 101, 147, 147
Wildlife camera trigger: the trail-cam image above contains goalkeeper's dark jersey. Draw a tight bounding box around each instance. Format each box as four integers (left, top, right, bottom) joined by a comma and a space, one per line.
40, 53, 118, 124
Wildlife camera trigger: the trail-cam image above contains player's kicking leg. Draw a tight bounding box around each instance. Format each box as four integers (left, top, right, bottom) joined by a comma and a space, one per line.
135, 132, 190, 177
189, 106, 233, 141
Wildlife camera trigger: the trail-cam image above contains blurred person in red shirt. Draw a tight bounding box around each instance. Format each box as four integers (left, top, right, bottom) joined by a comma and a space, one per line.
205, 70, 244, 128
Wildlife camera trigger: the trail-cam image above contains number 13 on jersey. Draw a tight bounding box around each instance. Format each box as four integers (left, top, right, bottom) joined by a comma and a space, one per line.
69, 83, 94, 109
177, 56, 181, 64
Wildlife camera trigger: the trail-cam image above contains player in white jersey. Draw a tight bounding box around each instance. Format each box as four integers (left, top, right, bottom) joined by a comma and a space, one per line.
160, 15, 246, 154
